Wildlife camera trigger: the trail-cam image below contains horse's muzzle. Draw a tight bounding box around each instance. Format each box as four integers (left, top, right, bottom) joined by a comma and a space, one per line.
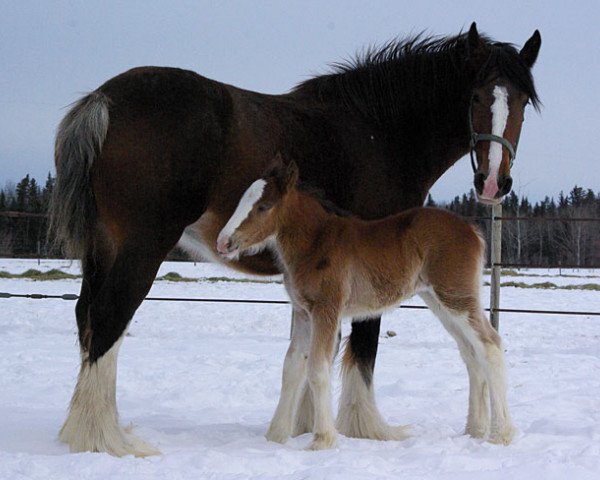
474, 173, 512, 204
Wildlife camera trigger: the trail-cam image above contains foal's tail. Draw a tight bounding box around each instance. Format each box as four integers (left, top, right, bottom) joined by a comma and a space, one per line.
48, 91, 110, 258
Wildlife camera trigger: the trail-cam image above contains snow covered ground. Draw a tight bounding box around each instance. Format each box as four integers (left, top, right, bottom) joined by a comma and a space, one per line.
0, 259, 599, 479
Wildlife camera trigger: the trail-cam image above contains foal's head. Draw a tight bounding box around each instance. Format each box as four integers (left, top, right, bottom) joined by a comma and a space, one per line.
217, 157, 298, 259
466, 23, 541, 204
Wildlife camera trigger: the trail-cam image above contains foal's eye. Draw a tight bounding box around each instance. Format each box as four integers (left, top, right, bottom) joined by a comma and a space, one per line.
257, 203, 272, 213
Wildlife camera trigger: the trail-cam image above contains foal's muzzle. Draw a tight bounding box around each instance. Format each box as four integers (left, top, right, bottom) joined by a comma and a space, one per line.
216, 234, 239, 259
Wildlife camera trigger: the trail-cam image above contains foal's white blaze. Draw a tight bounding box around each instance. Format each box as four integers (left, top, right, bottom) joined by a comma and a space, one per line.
217, 179, 266, 255
482, 86, 509, 199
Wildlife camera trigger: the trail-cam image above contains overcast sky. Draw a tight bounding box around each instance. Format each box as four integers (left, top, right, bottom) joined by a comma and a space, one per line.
1, 0, 598, 202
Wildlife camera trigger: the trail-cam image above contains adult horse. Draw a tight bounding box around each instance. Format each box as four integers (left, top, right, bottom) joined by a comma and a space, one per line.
50, 23, 540, 456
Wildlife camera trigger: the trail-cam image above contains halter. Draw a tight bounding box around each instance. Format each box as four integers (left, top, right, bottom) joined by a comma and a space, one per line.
468, 95, 519, 174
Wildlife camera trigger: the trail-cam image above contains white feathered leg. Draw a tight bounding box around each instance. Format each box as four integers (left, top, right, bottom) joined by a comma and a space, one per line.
59, 334, 159, 457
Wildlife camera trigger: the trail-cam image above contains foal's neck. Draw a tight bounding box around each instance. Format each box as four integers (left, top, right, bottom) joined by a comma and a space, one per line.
275, 190, 341, 261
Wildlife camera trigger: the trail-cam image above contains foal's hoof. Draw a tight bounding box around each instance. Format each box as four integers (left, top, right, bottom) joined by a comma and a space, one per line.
465, 424, 488, 439
306, 432, 337, 450
265, 430, 290, 443
265, 426, 290, 444
488, 425, 516, 445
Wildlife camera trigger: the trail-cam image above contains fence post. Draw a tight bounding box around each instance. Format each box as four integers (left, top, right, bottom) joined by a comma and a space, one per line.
490, 203, 502, 331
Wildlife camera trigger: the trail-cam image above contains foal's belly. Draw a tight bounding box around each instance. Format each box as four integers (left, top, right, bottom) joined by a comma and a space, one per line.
343, 275, 425, 320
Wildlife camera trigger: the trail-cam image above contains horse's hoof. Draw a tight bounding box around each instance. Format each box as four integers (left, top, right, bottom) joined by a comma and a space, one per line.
306, 432, 337, 450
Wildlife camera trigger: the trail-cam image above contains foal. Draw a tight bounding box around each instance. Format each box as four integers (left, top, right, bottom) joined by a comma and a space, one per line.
217, 159, 514, 450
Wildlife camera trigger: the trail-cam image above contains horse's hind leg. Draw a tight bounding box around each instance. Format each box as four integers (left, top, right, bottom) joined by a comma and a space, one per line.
60, 232, 175, 457
336, 317, 410, 441
420, 291, 514, 445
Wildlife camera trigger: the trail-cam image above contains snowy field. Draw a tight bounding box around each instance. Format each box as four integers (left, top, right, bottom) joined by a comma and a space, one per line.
0, 259, 599, 479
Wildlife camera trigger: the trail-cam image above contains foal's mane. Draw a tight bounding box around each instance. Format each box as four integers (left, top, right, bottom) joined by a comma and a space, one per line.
296, 182, 354, 218
294, 32, 540, 126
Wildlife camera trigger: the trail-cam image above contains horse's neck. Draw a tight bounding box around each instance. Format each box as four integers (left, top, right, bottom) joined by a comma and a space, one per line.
295, 61, 472, 205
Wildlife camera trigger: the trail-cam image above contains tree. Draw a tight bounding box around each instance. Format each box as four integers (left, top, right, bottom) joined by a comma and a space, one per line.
15, 174, 30, 212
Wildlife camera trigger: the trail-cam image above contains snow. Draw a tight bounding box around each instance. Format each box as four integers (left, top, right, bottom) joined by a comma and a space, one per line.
1, 259, 599, 479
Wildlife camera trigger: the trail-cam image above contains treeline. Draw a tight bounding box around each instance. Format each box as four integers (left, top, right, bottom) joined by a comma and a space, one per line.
1, 173, 599, 267
428, 186, 600, 267
0, 173, 54, 256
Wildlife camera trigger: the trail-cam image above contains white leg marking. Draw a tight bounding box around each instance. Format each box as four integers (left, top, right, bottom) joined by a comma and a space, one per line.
266, 309, 311, 444
59, 335, 160, 457
336, 357, 411, 441
306, 357, 337, 450
419, 291, 514, 445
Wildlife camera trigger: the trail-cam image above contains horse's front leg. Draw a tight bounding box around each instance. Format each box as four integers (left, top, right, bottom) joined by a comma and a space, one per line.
306, 304, 341, 450
266, 307, 311, 444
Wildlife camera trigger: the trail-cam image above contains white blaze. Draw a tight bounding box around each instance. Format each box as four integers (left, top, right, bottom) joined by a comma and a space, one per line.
488, 85, 509, 179
218, 179, 266, 244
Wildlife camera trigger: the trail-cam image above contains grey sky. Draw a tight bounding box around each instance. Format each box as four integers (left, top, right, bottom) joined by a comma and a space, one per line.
1, 0, 598, 202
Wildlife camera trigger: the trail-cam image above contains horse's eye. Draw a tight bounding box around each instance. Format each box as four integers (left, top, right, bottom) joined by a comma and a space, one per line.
472, 94, 481, 104
257, 203, 272, 213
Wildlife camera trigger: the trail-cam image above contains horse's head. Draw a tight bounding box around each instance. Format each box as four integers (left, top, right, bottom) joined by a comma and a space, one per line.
217, 154, 298, 260
466, 23, 541, 205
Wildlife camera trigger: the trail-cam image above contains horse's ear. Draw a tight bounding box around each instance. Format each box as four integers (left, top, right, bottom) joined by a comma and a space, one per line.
468, 22, 480, 50
520, 30, 541, 68
285, 160, 299, 191
465, 22, 486, 63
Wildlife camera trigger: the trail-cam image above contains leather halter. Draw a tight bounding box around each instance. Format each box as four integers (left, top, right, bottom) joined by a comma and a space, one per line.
468, 95, 519, 174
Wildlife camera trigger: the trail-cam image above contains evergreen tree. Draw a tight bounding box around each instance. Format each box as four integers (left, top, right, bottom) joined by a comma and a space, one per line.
15, 174, 30, 212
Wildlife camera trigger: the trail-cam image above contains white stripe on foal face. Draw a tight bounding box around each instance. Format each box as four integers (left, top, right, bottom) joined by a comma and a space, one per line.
488, 85, 509, 179
217, 179, 266, 249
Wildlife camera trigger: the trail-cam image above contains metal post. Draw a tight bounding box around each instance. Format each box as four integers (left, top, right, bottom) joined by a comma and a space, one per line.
490, 203, 502, 331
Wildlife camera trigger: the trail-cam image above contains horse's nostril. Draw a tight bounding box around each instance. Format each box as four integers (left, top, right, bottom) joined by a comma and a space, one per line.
498, 176, 513, 196
474, 173, 486, 193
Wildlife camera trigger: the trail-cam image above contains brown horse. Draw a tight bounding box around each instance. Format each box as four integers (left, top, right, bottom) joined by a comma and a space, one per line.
217, 157, 514, 450
49, 23, 539, 455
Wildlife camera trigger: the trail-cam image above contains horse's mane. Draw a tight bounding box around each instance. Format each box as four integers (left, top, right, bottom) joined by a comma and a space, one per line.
294, 32, 540, 126
297, 182, 354, 218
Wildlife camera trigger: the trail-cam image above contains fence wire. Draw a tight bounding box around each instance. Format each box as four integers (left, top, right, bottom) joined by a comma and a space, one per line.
1, 291, 598, 317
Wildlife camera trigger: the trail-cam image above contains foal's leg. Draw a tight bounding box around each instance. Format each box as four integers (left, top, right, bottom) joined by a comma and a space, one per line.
266, 308, 312, 443
60, 236, 174, 456
419, 291, 489, 438
420, 291, 514, 444
336, 317, 409, 441
293, 321, 341, 437
306, 306, 340, 450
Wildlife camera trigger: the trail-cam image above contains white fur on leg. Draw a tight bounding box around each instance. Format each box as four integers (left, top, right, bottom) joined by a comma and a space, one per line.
483, 341, 515, 445
266, 311, 311, 444
336, 362, 410, 441
59, 336, 159, 457
306, 359, 337, 450
292, 384, 314, 436
419, 291, 514, 445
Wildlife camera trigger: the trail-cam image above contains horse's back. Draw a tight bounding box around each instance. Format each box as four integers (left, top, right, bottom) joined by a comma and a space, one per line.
94, 67, 235, 233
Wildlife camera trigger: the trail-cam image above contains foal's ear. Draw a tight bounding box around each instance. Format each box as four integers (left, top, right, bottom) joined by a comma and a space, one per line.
285, 160, 299, 191
520, 30, 541, 68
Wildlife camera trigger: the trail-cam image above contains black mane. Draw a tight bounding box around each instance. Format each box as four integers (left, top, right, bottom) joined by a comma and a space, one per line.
294, 32, 540, 126
297, 182, 354, 218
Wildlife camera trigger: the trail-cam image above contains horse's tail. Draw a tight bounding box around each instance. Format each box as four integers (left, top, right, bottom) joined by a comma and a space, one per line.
48, 91, 110, 259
